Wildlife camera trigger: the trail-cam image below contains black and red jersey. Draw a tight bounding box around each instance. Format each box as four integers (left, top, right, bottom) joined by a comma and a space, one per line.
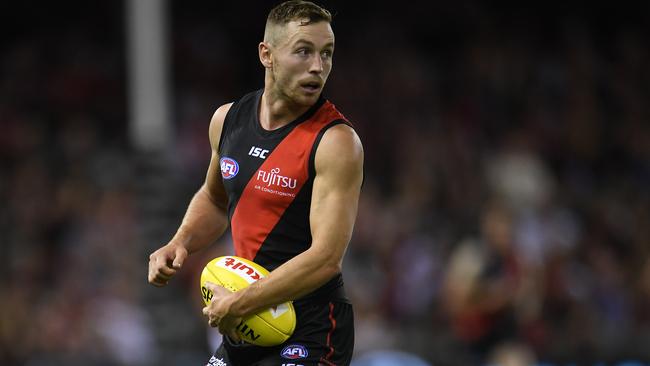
218, 89, 351, 303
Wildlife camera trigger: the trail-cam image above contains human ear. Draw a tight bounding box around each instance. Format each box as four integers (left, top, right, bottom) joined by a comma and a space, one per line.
259, 42, 273, 68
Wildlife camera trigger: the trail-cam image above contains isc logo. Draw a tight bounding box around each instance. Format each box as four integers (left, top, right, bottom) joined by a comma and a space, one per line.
281, 344, 308, 359
248, 146, 269, 159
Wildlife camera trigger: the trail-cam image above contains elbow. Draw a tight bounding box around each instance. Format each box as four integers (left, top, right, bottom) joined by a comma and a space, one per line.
327, 261, 342, 276
308, 243, 344, 281
320, 257, 342, 281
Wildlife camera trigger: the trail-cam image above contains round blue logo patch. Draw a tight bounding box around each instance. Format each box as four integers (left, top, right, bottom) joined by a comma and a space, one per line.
220, 157, 239, 179
281, 344, 308, 359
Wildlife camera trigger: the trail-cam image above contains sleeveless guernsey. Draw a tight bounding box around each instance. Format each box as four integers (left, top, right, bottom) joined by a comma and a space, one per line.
218, 89, 351, 303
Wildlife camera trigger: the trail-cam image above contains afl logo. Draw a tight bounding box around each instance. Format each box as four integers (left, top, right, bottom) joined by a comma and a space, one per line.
220, 157, 239, 179
281, 344, 308, 359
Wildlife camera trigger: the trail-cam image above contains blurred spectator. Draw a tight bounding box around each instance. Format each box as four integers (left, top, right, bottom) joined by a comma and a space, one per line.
487, 341, 537, 366
443, 201, 537, 360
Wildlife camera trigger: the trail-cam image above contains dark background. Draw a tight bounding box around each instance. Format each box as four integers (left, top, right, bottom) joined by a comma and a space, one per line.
1, 1, 649, 365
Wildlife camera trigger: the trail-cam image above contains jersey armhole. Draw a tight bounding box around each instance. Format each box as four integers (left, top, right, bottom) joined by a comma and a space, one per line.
217, 102, 237, 155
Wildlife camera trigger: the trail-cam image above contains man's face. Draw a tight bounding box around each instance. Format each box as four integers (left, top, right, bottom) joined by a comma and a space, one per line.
268, 20, 335, 106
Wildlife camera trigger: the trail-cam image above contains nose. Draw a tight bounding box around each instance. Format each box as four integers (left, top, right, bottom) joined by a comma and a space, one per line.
309, 54, 323, 74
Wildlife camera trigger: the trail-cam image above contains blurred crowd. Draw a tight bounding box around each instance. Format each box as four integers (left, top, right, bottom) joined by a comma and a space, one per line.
1, 1, 649, 366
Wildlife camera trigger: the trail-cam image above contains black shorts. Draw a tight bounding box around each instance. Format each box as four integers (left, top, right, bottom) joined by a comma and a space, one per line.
206, 301, 354, 366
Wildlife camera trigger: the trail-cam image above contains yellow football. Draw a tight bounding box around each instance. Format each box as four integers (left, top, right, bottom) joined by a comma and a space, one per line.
200, 256, 296, 346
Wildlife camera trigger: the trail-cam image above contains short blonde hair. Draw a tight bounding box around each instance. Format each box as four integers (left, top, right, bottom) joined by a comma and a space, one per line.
264, 1, 332, 45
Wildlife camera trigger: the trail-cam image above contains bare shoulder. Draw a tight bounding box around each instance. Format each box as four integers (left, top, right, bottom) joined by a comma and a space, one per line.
208, 103, 234, 149
315, 123, 364, 178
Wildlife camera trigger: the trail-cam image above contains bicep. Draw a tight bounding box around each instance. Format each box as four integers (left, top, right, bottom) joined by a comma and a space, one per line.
309, 125, 364, 262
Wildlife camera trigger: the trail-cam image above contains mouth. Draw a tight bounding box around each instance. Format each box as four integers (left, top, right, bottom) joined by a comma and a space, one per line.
299, 80, 322, 94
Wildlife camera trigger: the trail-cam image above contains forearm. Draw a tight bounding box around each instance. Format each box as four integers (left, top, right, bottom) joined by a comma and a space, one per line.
229, 245, 340, 317
173, 185, 229, 254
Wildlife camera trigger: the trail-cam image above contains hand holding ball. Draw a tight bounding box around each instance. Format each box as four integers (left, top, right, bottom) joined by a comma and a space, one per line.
200, 256, 296, 346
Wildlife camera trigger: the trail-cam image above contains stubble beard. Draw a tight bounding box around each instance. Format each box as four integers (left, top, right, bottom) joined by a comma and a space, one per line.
273, 75, 315, 108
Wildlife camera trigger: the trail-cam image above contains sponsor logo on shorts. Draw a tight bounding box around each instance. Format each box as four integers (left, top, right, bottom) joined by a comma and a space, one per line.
220, 157, 239, 179
281, 344, 308, 359
206, 356, 227, 366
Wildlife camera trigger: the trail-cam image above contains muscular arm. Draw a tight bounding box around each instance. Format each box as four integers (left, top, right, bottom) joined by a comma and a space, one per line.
226, 124, 364, 317
173, 104, 232, 252
148, 103, 232, 286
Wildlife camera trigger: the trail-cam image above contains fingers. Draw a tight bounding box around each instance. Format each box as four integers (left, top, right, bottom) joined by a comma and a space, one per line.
201, 284, 241, 340
221, 317, 242, 342
202, 309, 242, 342
208, 317, 218, 327
148, 270, 172, 287
149, 278, 167, 287
172, 247, 187, 269
157, 265, 177, 277
149, 269, 175, 286
203, 306, 219, 327
148, 252, 178, 286
227, 328, 241, 343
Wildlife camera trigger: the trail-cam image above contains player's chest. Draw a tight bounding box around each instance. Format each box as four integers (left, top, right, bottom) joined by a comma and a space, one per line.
219, 137, 311, 204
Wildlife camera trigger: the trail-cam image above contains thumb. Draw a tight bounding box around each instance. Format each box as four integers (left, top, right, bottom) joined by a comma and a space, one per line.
172, 247, 187, 268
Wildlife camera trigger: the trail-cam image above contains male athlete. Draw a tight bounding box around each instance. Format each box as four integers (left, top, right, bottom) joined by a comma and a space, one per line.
147, 1, 363, 365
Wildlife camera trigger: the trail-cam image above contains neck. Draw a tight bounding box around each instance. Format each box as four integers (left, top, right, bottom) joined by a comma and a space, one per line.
259, 77, 314, 131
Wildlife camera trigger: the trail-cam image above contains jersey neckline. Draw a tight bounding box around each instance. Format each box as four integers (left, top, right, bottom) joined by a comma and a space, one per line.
252, 88, 326, 138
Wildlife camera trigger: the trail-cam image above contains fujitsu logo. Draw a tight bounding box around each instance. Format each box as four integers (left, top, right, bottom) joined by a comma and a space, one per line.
256, 168, 297, 189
